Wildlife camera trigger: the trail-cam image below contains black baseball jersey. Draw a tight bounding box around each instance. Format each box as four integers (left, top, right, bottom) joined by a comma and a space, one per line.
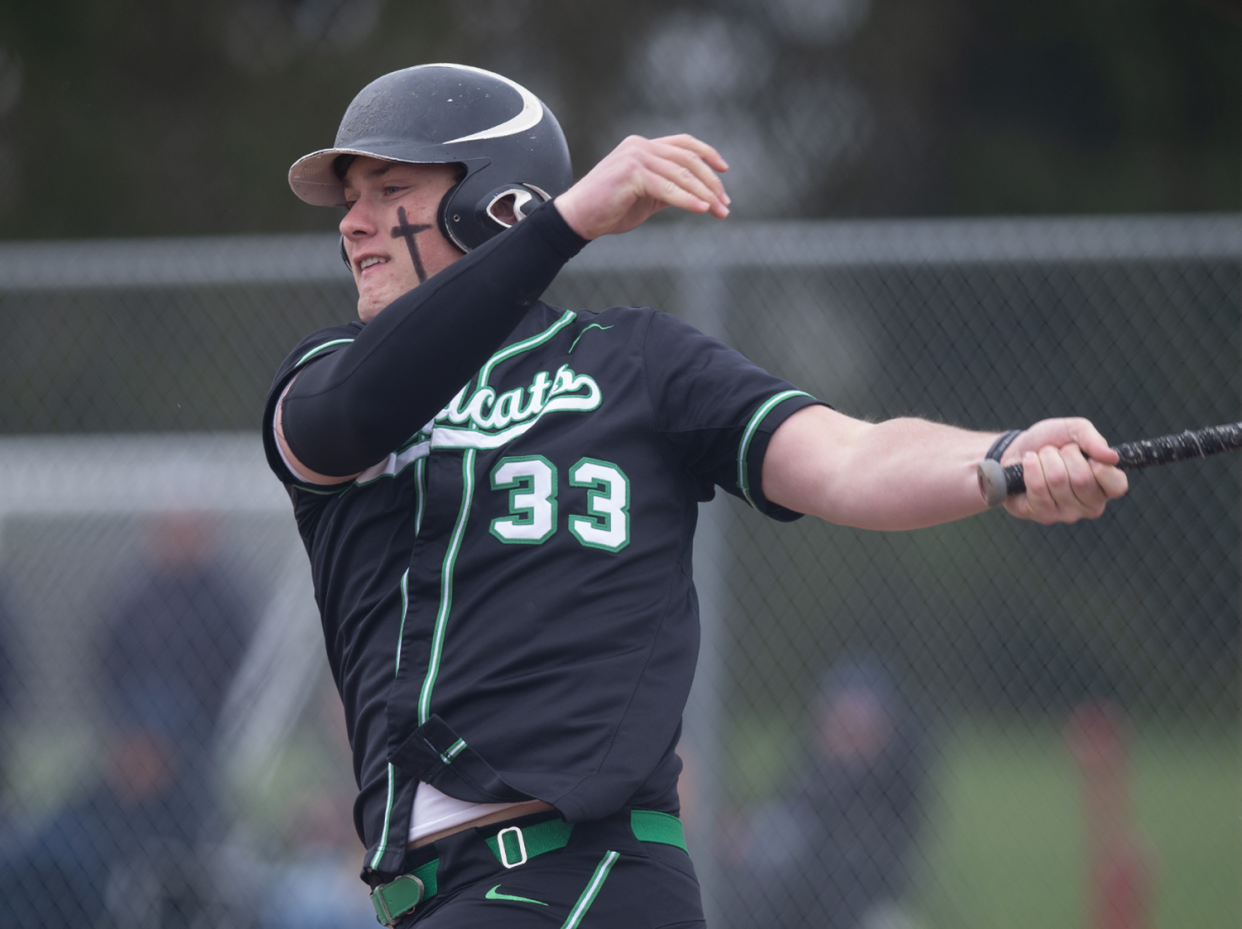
265, 287, 818, 880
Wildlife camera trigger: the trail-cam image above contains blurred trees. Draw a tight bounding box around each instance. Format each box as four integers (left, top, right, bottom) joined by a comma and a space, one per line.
0, 0, 1235, 240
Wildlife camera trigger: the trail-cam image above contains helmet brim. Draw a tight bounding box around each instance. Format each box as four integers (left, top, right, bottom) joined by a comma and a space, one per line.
288, 146, 471, 207
288, 148, 356, 207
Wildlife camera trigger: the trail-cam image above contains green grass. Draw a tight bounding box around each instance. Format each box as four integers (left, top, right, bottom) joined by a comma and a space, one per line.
1, 723, 100, 817
914, 718, 1240, 929
1132, 728, 1240, 929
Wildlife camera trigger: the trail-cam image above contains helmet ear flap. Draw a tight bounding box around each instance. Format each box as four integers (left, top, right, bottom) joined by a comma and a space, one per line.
477, 184, 553, 233
438, 183, 470, 255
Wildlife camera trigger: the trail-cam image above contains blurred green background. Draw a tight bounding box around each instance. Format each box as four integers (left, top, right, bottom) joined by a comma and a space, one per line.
0, 0, 1236, 239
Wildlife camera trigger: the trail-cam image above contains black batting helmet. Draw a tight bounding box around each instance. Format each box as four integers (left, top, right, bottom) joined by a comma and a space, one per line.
289, 63, 573, 253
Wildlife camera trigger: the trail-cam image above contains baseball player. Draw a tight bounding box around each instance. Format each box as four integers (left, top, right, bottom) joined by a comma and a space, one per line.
264, 64, 1126, 928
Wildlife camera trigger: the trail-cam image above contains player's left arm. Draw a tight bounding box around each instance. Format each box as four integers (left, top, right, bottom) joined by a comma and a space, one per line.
761, 405, 1128, 529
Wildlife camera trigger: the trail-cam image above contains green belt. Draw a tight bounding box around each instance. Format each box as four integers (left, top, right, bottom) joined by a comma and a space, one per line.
370, 809, 686, 927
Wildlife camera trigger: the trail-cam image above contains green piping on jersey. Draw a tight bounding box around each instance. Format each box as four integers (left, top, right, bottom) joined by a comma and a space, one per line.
414, 457, 428, 535
439, 738, 466, 765
296, 338, 355, 368
568, 323, 613, 354
370, 568, 411, 869
737, 390, 815, 509
407, 312, 575, 774
369, 762, 397, 870
394, 570, 410, 676
287, 482, 351, 497
560, 851, 620, 929
418, 448, 477, 725
477, 309, 576, 388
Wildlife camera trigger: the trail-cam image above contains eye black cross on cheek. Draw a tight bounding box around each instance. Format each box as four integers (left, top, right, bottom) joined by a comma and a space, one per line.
391, 206, 433, 283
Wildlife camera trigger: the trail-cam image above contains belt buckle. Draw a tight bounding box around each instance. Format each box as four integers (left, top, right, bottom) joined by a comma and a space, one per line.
371, 873, 425, 927
496, 825, 528, 868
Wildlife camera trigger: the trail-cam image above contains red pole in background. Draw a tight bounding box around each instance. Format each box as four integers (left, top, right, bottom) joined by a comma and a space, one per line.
1064, 701, 1158, 929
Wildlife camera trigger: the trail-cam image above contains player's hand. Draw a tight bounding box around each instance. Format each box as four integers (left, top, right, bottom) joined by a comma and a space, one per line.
1000, 417, 1128, 524
553, 134, 730, 240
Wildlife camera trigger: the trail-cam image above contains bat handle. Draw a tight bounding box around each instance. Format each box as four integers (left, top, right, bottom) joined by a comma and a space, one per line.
977, 459, 1026, 507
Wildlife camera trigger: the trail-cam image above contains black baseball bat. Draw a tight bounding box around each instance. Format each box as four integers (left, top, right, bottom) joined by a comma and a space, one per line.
977, 421, 1242, 507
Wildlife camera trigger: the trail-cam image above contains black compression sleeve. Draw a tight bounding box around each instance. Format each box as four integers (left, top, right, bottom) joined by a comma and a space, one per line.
282, 203, 588, 476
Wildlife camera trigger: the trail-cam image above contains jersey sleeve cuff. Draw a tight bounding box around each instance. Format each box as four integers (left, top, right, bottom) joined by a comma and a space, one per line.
263, 349, 353, 491
737, 391, 826, 521
262, 373, 307, 489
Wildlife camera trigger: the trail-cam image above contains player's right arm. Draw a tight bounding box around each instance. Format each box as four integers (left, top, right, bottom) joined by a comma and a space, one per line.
274, 375, 354, 485
553, 134, 730, 239
274, 134, 732, 486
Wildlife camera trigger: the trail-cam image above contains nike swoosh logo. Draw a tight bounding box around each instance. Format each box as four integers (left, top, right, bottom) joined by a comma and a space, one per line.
485, 885, 549, 906
440, 65, 544, 145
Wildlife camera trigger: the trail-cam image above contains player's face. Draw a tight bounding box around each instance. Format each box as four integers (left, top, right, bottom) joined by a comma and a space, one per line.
340, 157, 463, 323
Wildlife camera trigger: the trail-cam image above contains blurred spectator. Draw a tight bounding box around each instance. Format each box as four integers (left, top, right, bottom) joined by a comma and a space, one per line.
0, 587, 12, 720
722, 655, 927, 929
260, 683, 375, 929
0, 580, 18, 823
99, 511, 252, 739
260, 792, 376, 929
0, 511, 254, 928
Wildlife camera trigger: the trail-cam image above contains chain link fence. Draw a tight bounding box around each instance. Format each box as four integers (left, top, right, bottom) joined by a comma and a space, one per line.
0, 215, 1237, 928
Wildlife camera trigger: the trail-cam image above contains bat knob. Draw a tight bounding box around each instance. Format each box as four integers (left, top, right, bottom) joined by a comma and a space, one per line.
977, 459, 1008, 508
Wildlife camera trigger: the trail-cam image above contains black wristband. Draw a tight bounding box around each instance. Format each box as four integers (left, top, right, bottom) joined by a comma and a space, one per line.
986, 429, 1022, 462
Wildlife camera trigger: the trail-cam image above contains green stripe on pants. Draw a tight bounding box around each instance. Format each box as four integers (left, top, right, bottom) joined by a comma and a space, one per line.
560, 850, 619, 929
